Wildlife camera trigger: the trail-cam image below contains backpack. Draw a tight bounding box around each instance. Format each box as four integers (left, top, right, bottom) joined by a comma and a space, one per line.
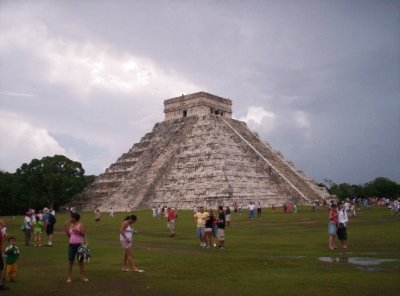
49, 214, 56, 225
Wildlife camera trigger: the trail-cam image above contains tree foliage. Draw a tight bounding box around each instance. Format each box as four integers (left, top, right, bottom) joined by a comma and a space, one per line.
327, 177, 400, 200
0, 155, 95, 215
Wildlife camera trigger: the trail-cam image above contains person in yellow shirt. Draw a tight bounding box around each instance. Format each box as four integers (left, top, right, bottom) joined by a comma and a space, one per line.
193, 207, 209, 248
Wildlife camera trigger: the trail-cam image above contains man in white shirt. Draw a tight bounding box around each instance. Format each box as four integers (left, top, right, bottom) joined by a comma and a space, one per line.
23, 212, 33, 246
337, 202, 349, 249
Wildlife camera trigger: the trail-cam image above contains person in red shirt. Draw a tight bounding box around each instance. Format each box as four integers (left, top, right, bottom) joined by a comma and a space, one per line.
328, 204, 338, 250
167, 208, 177, 237
0, 219, 10, 290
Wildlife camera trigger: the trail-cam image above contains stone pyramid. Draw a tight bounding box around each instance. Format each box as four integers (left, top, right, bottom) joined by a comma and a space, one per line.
72, 91, 331, 211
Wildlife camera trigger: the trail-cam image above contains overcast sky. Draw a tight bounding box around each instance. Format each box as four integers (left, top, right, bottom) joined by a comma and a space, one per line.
0, 0, 399, 184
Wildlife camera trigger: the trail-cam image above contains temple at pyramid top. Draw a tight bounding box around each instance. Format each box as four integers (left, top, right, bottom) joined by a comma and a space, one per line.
164, 91, 232, 121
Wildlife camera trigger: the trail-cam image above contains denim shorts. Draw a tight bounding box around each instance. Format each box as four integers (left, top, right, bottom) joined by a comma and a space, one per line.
196, 227, 205, 239
328, 222, 337, 235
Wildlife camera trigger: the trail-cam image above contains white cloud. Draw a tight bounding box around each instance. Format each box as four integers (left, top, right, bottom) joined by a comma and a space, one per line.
294, 110, 311, 129
239, 106, 276, 125
0, 22, 200, 98
0, 111, 74, 172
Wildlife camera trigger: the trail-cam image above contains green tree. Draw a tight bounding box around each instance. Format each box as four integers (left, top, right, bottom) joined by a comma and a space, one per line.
15, 155, 87, 210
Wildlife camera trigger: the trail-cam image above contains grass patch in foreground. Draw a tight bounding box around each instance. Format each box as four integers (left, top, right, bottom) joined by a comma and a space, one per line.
1, 206, 399, 295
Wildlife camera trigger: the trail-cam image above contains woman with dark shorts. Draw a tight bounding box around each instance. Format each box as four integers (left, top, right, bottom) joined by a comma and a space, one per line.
63, 213, 88, 283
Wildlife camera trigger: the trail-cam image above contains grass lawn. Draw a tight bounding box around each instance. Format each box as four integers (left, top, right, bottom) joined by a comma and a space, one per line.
1, 206, 399, 296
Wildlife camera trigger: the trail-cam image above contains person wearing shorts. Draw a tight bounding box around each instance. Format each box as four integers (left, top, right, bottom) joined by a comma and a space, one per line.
167, 208, 177, 237
217, 206, 226, 249
119, 215, 144, 273
225, 207, 231, 226
94, 209, 101, 225
328, 204, 338, 250
204, 209, 215, 248
193, 207, 209, 248
63, 213, 88, 283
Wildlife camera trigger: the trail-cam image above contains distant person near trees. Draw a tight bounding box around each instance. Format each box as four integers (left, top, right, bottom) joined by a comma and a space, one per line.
43, 208, 56, 246
119, 215, 144, 273
63, 213, 88, 283
32, 214, 44, 247
23, 212, 33, 246
328, 204, 338, 250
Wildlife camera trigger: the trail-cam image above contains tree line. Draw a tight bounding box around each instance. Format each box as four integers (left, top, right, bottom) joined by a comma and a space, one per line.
322, 177, 400, 200
0, 155, 95, 215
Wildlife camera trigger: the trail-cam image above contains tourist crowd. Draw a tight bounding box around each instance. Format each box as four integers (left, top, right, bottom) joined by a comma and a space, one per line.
1, 197, 399, 291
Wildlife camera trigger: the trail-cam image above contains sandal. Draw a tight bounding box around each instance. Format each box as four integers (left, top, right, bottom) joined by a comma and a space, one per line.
121, 268, 129, 272
132, 269, 145, 273
80, 278, 89, 282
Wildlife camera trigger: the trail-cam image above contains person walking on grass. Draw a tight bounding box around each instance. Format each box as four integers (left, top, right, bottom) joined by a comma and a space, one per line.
216, 206, 226, 249
23, 212, 33, 246
119, 215, 144, 273
0, 221, 9, 290
225, 206, 231, 226
43, 208, 56, 247
63, 213, 88, 283
337, 202, 349, 249
167, 208, 177, 237
328, 204, 338, 250
193, 206, 209, 248
94, 209, 101, 225
257, 202, 262, 217
32, 215, 44, 247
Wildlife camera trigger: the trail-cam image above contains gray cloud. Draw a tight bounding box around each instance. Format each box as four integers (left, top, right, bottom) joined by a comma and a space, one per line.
0, 0, 399, 184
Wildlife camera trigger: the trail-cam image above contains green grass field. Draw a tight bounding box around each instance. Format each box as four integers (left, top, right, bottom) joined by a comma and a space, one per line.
1, 206, 399, 296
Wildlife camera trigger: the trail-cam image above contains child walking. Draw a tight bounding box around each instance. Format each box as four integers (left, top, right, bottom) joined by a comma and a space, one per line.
4, 237, 20, 282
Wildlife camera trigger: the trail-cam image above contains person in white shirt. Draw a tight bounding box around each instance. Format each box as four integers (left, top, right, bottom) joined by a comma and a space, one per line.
337, 202, 349, 249
23, 212, 33, 246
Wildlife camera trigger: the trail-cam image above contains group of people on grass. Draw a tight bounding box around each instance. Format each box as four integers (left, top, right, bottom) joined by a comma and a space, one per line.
193, 206, 226, 249
328, 201, 350, 250
22, 208, 56, 247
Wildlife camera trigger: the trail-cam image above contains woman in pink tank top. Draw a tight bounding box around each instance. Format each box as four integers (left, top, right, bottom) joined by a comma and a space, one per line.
63, 213, 88, 283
